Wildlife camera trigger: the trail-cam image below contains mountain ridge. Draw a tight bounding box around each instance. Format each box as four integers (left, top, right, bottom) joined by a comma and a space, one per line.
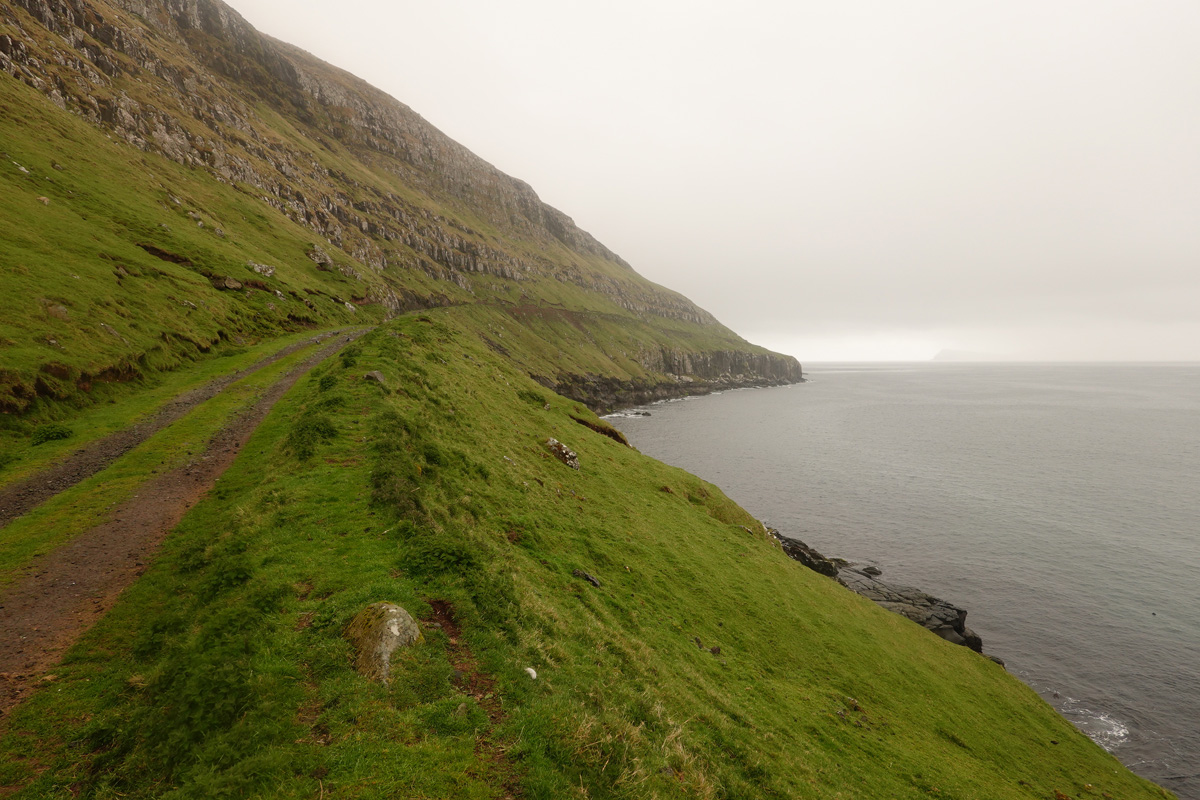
2, 0, 802, 418
2, 0, 714, 321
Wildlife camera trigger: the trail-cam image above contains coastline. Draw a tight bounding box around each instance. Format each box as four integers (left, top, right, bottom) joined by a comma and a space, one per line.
543, 362, 804, 415
606, 368, 1198, 798
767, 529, 1003, 663
601, 382, 996, 663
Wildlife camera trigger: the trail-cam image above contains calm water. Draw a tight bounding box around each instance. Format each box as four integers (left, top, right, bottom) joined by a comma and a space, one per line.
609, 363, 1200, 798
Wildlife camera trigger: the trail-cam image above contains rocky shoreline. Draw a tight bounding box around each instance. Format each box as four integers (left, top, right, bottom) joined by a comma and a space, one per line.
769, 530, 1003, 665
550, 371, 804, 416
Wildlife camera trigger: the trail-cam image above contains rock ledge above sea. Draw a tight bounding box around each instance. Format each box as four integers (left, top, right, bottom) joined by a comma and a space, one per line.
837, 567, 983, 652
769, 530, 996, 661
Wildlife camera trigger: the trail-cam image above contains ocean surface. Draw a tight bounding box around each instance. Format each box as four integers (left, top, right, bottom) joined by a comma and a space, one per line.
608, 363, 1200, 799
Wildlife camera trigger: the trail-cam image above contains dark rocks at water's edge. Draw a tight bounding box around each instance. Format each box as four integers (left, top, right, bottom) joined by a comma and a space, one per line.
774, 534, 840, 578
768, 530, 1000, 664
550, 373, 800, 416
838, 568, 985, 654
546, 361, 805, 416
536, 345, 804, 415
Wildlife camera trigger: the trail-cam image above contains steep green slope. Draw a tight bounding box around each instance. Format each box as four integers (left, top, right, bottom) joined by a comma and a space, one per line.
0, 311, 1172, 799
1, 0, 798, 424
0, 67, 793, 434
0, 72, 383, 416
0, 1, 1174, 797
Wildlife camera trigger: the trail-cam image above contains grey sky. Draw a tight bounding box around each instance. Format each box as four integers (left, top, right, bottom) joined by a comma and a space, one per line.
225, 0, 1200, 361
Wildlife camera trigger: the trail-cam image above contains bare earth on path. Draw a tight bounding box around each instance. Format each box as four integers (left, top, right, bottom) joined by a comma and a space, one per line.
0, 328, 366, 716
0, 329, 353, 530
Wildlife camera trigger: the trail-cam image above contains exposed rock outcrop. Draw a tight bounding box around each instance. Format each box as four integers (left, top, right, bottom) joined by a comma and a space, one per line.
772, 532, 988, 656
545, 438, 579, 470
344, 602, 422, 684
548, 351, 803, 415
837, 567, 984, 653
572, 569, 601, 588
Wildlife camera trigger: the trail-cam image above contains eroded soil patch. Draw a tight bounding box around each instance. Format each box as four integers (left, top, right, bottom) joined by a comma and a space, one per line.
428, 599, 523, 799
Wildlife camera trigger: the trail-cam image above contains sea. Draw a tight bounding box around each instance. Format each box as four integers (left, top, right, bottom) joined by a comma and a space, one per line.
608, 362, 1200, 799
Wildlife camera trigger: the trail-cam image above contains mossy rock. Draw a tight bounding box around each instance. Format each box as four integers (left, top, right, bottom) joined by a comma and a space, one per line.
344, 602, 423, 684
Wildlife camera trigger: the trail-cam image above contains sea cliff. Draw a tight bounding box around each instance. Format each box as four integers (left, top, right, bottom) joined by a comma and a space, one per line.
1, 0, 800, 415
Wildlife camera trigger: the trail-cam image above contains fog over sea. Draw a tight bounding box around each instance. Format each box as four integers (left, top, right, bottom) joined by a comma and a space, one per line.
608, 363, 1200, 799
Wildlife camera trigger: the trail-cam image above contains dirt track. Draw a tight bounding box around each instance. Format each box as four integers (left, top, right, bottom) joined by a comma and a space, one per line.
0, 328, 365, 716
0, 329, 351, 530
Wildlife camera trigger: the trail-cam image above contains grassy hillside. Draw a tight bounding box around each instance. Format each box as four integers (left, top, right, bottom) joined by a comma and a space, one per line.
0, 1, 1176, 796
2, 0, 796, 424
0, 72, 380, 417
0, 67, 790, 426
0, 310, 1172, 799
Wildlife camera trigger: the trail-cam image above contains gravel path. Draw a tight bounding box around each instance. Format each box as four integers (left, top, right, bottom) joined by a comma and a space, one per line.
0, 329, 353, 530
0, 328, 366, 716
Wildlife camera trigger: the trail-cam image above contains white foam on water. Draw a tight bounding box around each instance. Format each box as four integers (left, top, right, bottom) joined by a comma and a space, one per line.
1052, 695, 1131, 752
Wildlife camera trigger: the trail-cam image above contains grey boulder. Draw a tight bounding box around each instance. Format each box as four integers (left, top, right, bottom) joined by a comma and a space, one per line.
344, 602, 423, 684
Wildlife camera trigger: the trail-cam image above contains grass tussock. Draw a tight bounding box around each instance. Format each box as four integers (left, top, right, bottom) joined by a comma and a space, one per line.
29, 423, 73, 445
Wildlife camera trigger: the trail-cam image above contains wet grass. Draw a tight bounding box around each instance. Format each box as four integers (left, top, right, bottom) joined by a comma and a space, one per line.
0, 74, 376, 419
0, 329, 324, 491
0, 336, 337, 588
0, 311, 1173, 799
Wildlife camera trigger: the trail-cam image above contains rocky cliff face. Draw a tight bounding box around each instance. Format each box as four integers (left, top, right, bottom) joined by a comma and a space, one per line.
549, 362, 801, 415
546, 345, 804, 413
637, 346, 803, 384
1, 0, 718, 322
1, 0, 802, 395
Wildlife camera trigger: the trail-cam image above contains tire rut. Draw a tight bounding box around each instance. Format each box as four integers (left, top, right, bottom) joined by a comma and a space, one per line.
0, 329, 356, 530
428, 599, 523, 798
0, 329, 367, 717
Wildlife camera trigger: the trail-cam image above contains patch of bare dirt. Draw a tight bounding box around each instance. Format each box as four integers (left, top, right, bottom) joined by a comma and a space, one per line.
0, 329, 356, 530
0, 330, 366, 717
427, 600, 523, 799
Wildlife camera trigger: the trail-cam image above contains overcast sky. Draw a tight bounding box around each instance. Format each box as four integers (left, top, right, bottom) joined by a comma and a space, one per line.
225, 0, 1200, 361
